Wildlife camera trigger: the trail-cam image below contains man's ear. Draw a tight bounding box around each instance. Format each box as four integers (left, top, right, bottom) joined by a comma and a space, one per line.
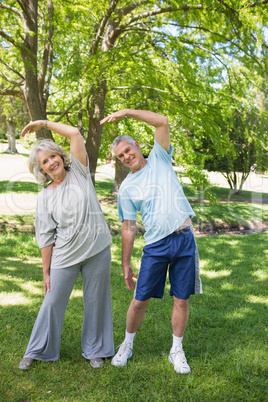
135, 140, 140, 149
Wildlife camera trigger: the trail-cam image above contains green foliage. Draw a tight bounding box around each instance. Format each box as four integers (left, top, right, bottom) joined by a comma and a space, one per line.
197, 106, 268, 193
0, 0, 267, 190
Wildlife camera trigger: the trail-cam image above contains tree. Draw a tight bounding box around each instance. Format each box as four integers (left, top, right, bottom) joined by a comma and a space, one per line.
94, 0, 268, 188
200, 105, 268, 194
0, 97, 29, 153
0, 0, 54, 138
1, 0, 267, 189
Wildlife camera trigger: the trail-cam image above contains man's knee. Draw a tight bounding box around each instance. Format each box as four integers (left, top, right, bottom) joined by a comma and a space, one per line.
173, 297, 189, 309
131, 298, 150, 312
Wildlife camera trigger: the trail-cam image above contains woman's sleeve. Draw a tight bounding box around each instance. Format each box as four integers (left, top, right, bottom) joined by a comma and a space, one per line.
70, 153, 91, 180
35, 195, 57, 248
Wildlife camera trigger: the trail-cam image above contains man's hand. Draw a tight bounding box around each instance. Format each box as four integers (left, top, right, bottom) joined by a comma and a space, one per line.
124, 264, 138, 290
100, 110, 128, 125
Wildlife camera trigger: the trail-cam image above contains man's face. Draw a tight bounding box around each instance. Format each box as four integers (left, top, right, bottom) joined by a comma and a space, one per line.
114, 139, 146, 173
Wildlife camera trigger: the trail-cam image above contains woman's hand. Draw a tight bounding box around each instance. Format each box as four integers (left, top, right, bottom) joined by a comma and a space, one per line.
43, 273, 50, 297
41, 244, 53, 297
21, 120, 46, 137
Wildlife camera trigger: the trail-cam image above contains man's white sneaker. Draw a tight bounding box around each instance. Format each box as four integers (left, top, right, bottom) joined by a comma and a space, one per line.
111, 342, 132, 367
168, 346, 191, 374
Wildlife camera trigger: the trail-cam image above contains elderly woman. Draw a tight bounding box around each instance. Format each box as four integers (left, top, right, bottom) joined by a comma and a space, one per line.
18, 120, 114, 370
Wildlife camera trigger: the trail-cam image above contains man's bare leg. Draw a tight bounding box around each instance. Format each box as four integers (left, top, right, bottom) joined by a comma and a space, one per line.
171, 297, 189, 337
126, 298, 150, 333
169, 297, 191, 374
111, 298, 150, 367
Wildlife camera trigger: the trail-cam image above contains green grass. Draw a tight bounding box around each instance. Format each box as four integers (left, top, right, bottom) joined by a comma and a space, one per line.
0, 180, 42, 194
0, 232, 267, 401
192, 201, 268, 230
0, 173, 267, 400
182, 182, 268, 201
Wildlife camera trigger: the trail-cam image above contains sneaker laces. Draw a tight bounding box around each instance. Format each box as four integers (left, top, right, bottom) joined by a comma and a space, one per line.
117, 342, 132, 356
172, 347, 187, 363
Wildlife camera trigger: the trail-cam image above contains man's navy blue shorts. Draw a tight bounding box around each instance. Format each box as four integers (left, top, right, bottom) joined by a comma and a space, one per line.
134, 226, 201, 301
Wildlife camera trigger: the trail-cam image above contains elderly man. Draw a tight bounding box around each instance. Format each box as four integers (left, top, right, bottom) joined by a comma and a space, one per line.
101, 109, 202, 374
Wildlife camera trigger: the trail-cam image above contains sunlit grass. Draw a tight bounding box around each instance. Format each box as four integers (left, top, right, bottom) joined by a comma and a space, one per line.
252, 269, 268, 281
0, 231, 267, 400
201, 269, 231, 278
0, 292, 31, 306
246, 295, 268, 305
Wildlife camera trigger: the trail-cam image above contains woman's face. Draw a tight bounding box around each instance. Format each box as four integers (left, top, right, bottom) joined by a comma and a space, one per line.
38, 150, 65, 182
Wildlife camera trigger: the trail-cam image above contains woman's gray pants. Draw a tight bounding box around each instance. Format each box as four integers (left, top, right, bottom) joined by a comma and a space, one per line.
23, 246, 114, 361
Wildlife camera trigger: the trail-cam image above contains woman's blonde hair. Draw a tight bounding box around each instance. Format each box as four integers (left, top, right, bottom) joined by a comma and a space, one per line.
28, 138, 71, 184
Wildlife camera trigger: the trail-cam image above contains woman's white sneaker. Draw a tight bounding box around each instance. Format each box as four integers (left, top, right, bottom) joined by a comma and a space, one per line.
111, 342, 132, 367
19, 357, 35, 370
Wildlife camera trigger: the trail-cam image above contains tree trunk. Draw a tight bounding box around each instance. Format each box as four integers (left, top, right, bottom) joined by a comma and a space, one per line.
85, 81, 107, 185
226, 171, 239, 194
113, 157, 129, 194
20, 0, 53, 140
5, 119, 18, 154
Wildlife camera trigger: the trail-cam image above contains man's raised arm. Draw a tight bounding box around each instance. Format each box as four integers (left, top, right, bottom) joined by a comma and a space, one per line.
100, 109, 170, 153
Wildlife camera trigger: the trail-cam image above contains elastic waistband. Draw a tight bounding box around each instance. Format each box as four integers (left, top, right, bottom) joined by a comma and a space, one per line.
173, 225, 191, 234
173, 217, 192, 233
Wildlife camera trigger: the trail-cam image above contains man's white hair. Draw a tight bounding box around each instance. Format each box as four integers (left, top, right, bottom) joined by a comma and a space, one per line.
112, 135, 136, 149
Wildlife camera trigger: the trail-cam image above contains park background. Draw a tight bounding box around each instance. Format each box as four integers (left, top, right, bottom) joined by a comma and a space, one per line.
0, 0, 268, 401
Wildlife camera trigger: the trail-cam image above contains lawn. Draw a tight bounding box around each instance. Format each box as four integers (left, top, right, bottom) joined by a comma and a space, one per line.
0, 231, 267, 401
0, 173, 267, 401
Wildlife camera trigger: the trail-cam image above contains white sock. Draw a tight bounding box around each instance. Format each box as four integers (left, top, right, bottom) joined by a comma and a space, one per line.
172, 334, 183, 350
124, 330, 136, 349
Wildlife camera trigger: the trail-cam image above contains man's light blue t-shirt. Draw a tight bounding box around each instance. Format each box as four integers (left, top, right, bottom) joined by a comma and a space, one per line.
117, 140, 195, 245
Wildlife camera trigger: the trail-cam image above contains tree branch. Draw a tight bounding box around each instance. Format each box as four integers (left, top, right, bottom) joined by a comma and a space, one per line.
0, 72, 23, 87
0, 58, 25, 80
0, 30, 17, 48
90, 0, 121, 55
54, 97, 81, 122
216, 0, 265, 46
115, 4, 205, 34
136, 24, 263, 68
110, 85, 226, 110
241, 0, 268, 8
0, 2, 23, 18
38, 0, 54, 104
0, 88, 24, 99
